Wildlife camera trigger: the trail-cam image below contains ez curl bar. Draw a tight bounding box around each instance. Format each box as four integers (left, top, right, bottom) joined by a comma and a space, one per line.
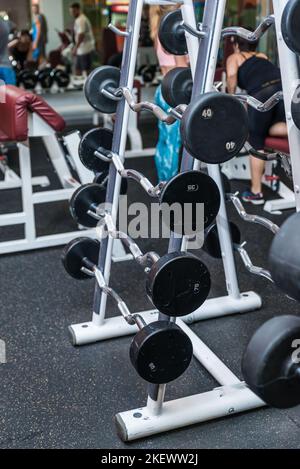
62, 236, 193, 384
77, 126, 221, 235
68, 198, 211, 317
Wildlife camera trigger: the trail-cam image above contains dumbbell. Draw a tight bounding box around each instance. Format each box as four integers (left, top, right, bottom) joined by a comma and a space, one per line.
38, 68, 54, 89
52, 69, 70, 89
84, 66, 249, 164
281, 0, 300, 55
69, 207, 211, 317
242, 315, 300, 408
17, 69, 38, 90
203, 220, 273, 282
62, 237, 193, 383
78, 127, 220, 235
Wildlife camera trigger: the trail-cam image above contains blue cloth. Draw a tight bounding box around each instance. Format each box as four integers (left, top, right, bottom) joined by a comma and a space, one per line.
32, 47, 41, 61
0, 67, 16, 85
32, 16, 41, 61
154, 85, 182, 182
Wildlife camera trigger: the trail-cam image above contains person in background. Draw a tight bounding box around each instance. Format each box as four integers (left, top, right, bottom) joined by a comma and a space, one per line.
149, 5, 189, 182
0, 13, 16, 85
9, 30, 33, 69
31, 4, 48, 64
226, 35, 287, 205
69, 2, 95, 76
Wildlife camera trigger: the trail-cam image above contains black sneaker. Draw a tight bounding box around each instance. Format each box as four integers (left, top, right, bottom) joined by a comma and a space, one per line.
241, 189, 265, 205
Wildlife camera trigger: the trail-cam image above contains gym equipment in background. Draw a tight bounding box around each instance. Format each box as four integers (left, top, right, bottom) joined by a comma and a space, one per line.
242, 315, 300, 408
0, 85, 96, 254
62, 237, 193, 383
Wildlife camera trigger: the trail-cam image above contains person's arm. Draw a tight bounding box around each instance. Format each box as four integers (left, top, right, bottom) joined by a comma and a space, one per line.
73, 17, 85, 54
175, 55, 188, 67
226, 54, 239, 94
8, 38, 19, 52
26, 42, 33, 62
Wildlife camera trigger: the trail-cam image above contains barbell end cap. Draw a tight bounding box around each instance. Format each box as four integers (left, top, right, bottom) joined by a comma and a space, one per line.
68, 326, 78, 347
114, 414, 129, 442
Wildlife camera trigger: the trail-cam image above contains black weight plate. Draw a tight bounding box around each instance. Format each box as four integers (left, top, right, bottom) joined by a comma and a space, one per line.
62, 237, 100, 280
146, 252, 211, 317
39, 69, 54, 89
130, 321, 193, 383
19, 70, 38, 89
53, 69, 70, 88
281, 0, 300, 55
79, 127, 113, 173
84, 65, 121, 113
181, 92, 249, 164
70, 183, 106, 228
203, 222, 241, 259
269, 212, 300, 301
242, 315, 300, 408
292, 85, 300, 130
162, 67, 193, 107
158, 10, 188, 55
94, 170, 128, 196
160, 170, 220, 235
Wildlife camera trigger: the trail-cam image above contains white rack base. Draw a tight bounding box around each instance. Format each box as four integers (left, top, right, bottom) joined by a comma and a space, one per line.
69, 291, 261, 346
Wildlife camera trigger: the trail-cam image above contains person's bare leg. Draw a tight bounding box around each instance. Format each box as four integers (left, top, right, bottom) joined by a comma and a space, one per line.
269, 122, 288, 138
250, 155, 265, 194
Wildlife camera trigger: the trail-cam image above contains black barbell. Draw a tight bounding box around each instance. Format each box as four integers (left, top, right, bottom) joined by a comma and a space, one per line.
77, 128, 221, 235
84, 65, 249, 164
62, 236, 194, 384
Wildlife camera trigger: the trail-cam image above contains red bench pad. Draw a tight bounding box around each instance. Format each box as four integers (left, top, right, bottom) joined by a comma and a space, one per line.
265, 137, 289, 154
0, 85, 65, 142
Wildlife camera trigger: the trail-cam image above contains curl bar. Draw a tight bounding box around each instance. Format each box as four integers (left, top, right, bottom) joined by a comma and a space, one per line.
62, 237, 193, 384
84, 66, 249, 164
68, 198, 211, 317
203, 222, 275, 284
159, 10, 275, 56
77, 128, 221, 235
228, 192, 280, 235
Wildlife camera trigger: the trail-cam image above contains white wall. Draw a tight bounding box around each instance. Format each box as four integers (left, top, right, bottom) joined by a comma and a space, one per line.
39, 0, 64, 54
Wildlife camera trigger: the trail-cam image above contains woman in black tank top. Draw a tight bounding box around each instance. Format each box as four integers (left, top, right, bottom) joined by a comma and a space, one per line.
226, 36, 287, 205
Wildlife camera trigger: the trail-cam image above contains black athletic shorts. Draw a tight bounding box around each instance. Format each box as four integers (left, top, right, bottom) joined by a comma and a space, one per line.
248, 82, 286, 150
76, 52, 93, 73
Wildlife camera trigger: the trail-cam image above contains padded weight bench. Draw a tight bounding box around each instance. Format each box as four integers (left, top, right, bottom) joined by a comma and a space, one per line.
0, 85, 95, 254
263, 137, 295, 213
222, 136, 295, 214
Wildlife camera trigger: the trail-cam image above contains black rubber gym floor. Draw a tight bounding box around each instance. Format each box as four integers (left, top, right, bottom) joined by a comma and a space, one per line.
0, 118, 300, 449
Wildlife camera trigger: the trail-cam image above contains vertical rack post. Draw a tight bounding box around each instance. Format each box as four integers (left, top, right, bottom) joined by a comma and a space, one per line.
91, 0, 145, 327
272, 0, 300, 212
184, 0, 241, 299
145, 0, 234, 418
